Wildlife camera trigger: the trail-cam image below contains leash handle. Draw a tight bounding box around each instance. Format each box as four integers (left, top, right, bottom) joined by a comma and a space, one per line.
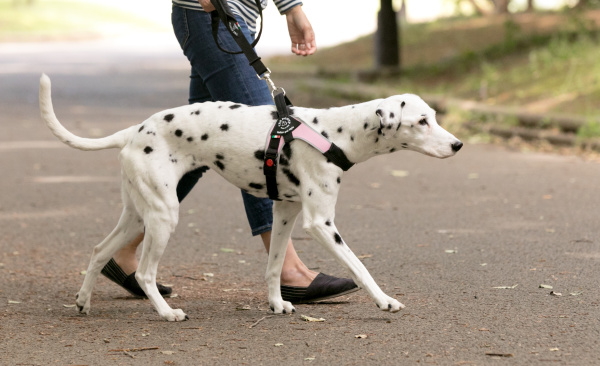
209, 0, 268, 77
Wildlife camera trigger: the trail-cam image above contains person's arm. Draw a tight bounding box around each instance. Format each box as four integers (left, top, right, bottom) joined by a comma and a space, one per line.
283, 5, 316, 56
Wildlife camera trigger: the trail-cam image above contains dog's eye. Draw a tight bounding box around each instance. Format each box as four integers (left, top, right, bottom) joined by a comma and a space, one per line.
418, 118, 428, 126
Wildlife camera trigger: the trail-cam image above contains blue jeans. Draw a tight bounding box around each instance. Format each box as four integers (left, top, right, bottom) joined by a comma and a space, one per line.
172, 6, 273, 236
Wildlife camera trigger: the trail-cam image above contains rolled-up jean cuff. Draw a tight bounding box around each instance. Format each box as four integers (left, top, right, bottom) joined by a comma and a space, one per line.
251, 223, 273, 237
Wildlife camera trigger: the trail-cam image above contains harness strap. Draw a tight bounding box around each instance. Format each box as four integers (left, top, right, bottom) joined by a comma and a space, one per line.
264, 93, 354, 200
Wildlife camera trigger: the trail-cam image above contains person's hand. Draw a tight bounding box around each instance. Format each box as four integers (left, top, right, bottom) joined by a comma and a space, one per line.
198, 0, 215, 12
285, 6, 316, 56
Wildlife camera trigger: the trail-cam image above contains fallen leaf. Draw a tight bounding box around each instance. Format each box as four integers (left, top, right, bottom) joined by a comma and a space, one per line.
274, 343, 284, 347
539, 284, 553, 289
161, 351, 175, 355
63, 304, 76, 308
550, 291, 562, 297
304, 357, 316, 361
391, 170, 409, 177
493, 284, 518, 289
485, 352, 513, 357
80, 270, 87, 275
357, 254, 373, 260
570, 291, 583, 296
549, 347, 559, 352
236, 305, 251, 311
542, 195, 553, 200
445, 249, 458, 254
203, 273, 214, 277
355, 334, 368, 339
8, 300, 21, 304
220, 248, 235, 253
301, 315, 325, 322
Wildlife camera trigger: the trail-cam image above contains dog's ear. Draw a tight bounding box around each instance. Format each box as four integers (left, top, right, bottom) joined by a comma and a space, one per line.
376, 101, 405, 139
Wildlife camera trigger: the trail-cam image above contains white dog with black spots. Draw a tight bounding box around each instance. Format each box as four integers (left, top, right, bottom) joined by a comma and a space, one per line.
39, 74, 462, 321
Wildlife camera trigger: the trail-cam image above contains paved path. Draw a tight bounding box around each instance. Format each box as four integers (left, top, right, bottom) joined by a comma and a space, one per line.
1, 37, 599, 365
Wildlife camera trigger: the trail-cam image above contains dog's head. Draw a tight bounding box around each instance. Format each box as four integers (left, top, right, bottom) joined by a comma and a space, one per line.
376, 94, 462, 158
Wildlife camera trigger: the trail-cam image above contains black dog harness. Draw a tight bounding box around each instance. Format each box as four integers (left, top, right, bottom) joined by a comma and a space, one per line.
263, 92, 354, 200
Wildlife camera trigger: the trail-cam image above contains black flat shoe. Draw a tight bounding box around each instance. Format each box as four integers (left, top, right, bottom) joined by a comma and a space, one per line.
101, 258, 173, 298
280, 273, 359, 304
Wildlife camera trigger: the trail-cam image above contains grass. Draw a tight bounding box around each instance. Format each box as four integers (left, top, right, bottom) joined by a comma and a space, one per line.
268, 9, 600, 119
0, 0, 162, 41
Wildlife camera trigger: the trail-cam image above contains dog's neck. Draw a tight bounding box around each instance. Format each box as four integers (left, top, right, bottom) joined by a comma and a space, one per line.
301, 100, 400, 165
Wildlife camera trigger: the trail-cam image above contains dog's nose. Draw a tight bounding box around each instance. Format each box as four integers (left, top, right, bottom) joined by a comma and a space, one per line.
451, 141, 463, 152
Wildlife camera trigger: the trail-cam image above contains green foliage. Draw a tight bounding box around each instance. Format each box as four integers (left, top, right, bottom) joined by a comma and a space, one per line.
577, 120, 600, 138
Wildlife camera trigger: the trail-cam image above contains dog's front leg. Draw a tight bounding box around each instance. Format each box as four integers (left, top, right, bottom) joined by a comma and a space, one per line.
266, 201, 302, 314
302, 203, 405, 313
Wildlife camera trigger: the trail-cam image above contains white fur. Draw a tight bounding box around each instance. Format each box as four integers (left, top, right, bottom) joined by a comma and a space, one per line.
39, 74, 462, 321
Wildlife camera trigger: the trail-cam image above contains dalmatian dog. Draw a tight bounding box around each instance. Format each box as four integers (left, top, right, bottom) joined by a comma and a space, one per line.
39, 74, 462, 321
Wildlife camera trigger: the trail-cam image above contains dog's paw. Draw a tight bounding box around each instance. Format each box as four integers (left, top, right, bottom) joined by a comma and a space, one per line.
269, 299, 296, 314
162, 308, 189, 322
75, 293, 91, 315
376, 297, 405, 313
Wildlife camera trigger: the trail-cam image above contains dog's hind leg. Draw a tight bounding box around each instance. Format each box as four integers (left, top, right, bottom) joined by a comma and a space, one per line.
266, 200, 302, 314
301, 200, 405, 313
134, 193, 187, 321
75, 203, 143, 315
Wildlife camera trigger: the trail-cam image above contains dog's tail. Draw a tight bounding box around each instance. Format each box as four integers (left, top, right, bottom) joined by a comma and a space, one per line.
39, 74, 131, 151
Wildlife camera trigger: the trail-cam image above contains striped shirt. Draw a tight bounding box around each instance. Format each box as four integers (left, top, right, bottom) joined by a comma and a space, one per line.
172, 0, 303, 33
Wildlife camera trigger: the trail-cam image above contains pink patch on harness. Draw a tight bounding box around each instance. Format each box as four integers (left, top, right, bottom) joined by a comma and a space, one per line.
292, 123, 331, 153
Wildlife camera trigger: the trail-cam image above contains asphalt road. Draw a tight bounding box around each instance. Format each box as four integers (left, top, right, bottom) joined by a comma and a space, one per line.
1, 34, 599, 365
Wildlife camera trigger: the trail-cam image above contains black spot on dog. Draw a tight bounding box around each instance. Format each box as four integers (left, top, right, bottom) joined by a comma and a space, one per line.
171, 158, 178, 163
375, 137, 379, 143
229, 104, 242, 109
389, 112, 395, 119
401, 143, 408, 148
216, 153, 224, 160
191, 110, 200, 115
387, 125, 393, 130
401, 101, 406, 107
138, 125, 144, 133
325, 220, 331, 226
146, 131, 156, 136
220, 124, 229, 131
350, 135, 355, 141
363, 122, 369, 130
377, 128, 383, 135
214, 160, 225, 170
144, 146, 153, 154
376, 109, 382, 116
334, 232, 343, 244
307, 189, 312, 197
389, 148, 396, 153
175, 129, 183, 137
249, 183, 263, 190
282, 168, 300, 186
321, 130, 329, 139
201, 134, 209, 141
164, 114, 174, 122
337, 127, 343, 133
187, 137, 193, 142
312, 117, 319, 124
337, 176, 341, 184
282, 220, 287, 225
254, 150, 265, 160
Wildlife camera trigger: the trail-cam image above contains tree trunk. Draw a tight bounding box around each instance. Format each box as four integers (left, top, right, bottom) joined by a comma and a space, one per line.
375, 0, 400, 69
526, 0, 535, 12
467, 0, 488, 15
492, 0, 510, 14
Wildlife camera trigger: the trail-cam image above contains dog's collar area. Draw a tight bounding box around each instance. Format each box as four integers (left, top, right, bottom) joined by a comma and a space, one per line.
264, 93, 354, 200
